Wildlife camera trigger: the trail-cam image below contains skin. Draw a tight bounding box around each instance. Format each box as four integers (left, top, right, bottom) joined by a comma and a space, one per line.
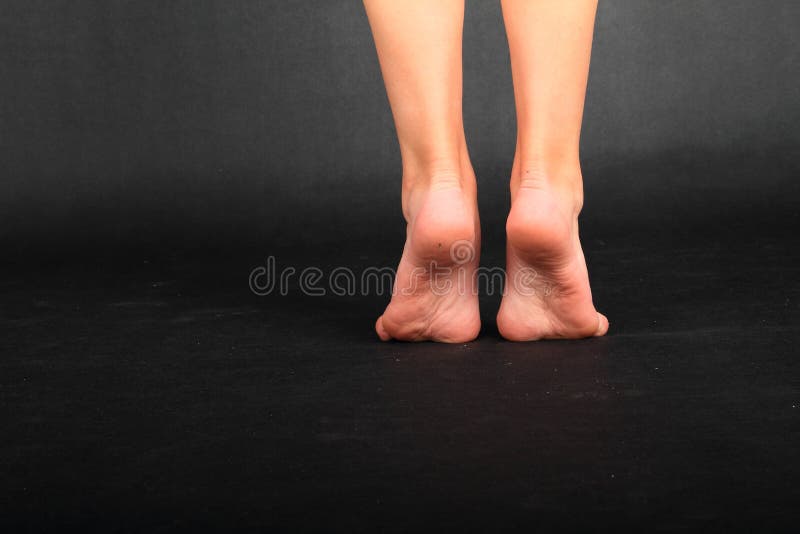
364, 0, 608, 342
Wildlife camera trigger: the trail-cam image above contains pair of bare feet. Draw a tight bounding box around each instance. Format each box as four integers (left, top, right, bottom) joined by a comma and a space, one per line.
375, 168, 609, 343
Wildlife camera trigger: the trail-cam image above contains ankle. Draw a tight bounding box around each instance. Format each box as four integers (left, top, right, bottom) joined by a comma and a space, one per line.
402, 157, 475, 221
510, 156, 584, 216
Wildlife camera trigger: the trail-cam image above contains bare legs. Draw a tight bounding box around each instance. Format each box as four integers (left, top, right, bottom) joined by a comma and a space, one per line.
364, 0, 481, 342
363, 0, 608, 342
496, 0, 608, 340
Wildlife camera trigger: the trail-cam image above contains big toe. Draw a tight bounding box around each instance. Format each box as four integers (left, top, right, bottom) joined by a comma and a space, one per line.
375, 316, 392, 341
594, 312, 609, 337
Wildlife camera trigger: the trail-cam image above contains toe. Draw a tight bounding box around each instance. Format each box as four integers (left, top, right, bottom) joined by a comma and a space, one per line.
594, 312, 609, 337
375, 316, 392, 341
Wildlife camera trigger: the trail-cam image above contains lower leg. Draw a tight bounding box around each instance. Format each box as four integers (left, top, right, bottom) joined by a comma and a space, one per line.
363, 0, 480, 342
498, 0, 608, 340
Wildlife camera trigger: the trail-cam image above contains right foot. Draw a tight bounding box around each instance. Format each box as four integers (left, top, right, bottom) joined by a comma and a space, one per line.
497, 177, 609, 341
376, 178, 481, 343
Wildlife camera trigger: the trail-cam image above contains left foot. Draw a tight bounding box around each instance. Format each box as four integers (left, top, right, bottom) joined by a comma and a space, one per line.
376, 177, 481, 343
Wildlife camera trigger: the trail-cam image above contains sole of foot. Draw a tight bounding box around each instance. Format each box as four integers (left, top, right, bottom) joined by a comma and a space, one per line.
376, 184, 481, 343
497, 183, 609, 341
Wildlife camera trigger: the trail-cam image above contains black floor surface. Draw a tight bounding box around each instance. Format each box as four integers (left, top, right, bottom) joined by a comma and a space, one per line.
2, 154, 799, 531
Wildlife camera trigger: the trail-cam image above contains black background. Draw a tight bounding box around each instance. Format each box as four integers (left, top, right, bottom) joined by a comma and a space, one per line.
1, 0, 798, 258
2, 1, 799, 531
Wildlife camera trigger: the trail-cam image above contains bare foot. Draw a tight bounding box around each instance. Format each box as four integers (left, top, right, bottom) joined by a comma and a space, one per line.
376, 180, 481, 343
497, 180, 609, 341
